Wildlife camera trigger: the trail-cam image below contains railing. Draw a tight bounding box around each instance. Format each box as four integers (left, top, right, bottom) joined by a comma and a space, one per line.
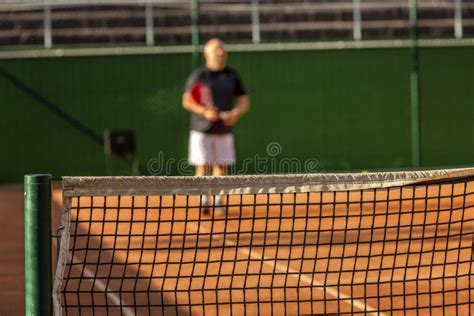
0, 0, 473, 48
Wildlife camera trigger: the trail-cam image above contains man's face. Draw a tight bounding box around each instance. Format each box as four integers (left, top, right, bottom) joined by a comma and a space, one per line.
204, 40, 227, 69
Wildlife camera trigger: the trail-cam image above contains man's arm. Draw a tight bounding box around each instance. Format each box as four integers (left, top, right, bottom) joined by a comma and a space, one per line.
182, 92, 219, 122
232, 95, 250, 119
223, 95, 250, 126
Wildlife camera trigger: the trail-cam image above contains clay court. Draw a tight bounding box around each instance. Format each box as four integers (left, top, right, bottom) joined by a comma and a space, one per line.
0, 184, 25, 316
50, 174, 473, 315
2, 174, 473, 315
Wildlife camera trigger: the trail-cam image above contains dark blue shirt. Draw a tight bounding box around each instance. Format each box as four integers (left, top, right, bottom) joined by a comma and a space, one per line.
185, 66, 246, 134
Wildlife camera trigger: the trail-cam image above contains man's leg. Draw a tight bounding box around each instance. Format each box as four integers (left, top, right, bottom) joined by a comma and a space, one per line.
195, 165, 212, 213
212, 133, 234, 214
195, 164, 212, 176
212, 164, 227, 176
189, 130, 213, 213
212, 164, 228, 213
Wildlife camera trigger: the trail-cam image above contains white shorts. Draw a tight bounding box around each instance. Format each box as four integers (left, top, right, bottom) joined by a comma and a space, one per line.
188, 131, 236, 166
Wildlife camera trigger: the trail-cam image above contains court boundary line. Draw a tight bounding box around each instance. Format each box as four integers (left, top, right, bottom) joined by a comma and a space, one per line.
75, 260, 135, 316
52, 197, 135, 316
56, 239, 135, 316
187, 219, 385, 315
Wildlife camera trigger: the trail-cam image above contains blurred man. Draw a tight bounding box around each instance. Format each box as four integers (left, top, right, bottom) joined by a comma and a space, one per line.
182, 38, 250, 213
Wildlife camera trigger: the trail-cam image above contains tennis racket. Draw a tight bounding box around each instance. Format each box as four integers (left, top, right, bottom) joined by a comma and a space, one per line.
190, 82, 214, 108
190, 82, 231, 121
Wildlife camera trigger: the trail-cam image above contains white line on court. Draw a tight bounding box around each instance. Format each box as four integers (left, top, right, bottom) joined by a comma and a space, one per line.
53, 239, 135, 316
79, 262, 135, 316
338, 272, 467, 284
52, 198, 135, 316
187, 220, 385, 316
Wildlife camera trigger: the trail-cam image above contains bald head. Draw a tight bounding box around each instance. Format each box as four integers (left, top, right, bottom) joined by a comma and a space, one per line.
204, 38, 227, 71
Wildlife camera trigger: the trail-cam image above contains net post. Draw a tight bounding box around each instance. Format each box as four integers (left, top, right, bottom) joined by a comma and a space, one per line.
24, 174, 52, 316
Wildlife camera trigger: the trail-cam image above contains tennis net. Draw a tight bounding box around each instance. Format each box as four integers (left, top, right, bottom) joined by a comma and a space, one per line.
53, 168, 474, 315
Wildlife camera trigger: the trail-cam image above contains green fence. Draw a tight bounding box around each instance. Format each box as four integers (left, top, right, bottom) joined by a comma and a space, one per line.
1, 45, 473, 183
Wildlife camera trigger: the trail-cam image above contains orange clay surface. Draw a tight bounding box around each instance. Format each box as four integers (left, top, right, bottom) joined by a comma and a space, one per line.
56, 182, 473, 315
0, 181, 472, 315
